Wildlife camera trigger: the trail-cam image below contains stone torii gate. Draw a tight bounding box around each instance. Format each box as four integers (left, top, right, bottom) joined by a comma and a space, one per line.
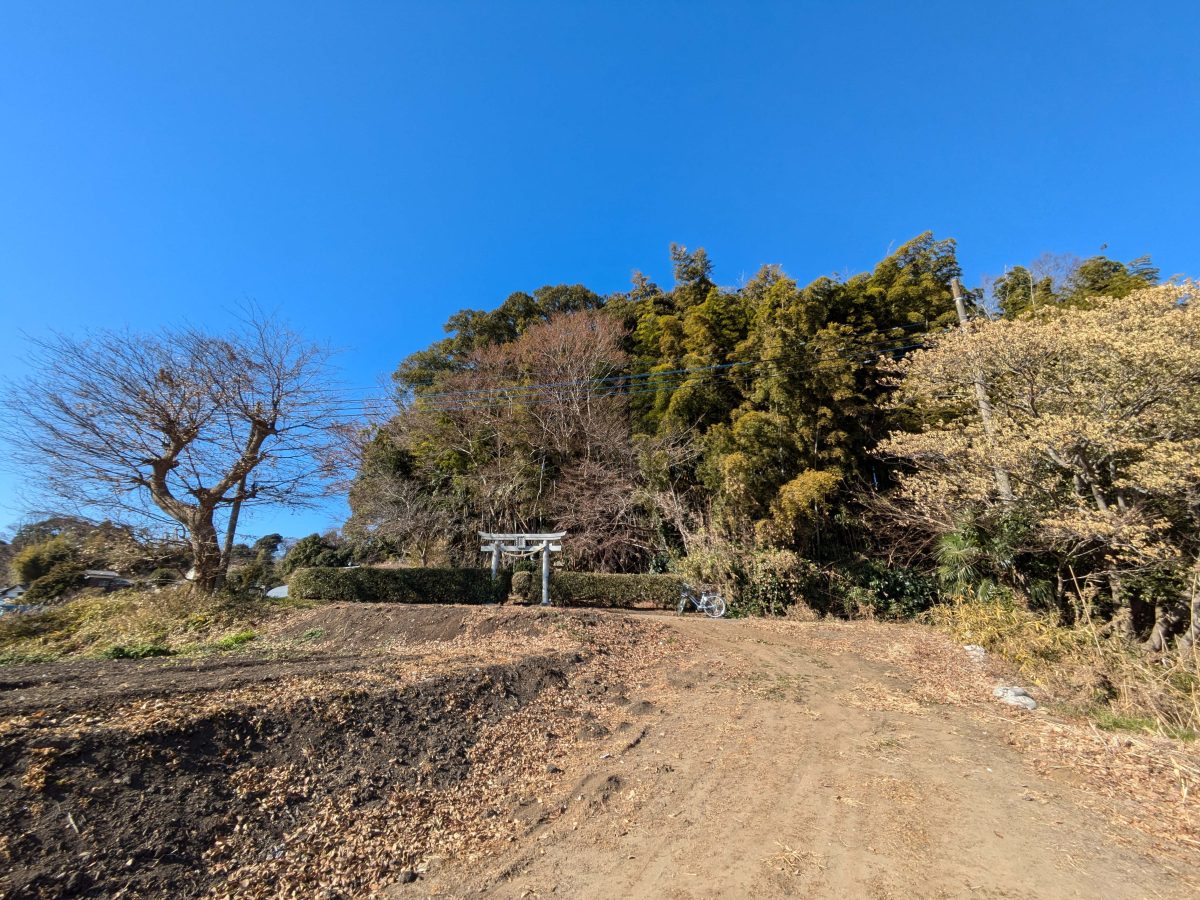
479, 531, 566, 606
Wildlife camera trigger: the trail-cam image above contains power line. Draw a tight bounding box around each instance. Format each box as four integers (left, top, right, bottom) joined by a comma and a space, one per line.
316, 338, 932, 416
315, 325, 944, 415
313, 322, 935, 410
395, 321, 934, 405
380, 337, 933, 415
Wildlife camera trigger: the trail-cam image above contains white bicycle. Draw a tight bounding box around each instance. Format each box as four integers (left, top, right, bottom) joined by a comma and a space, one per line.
678, 585, 727, 618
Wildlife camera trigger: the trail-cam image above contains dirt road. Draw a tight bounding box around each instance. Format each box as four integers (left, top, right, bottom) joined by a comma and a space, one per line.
415, 614, 1194, 899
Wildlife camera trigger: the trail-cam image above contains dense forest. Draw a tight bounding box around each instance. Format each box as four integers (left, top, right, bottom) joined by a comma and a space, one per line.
347, 233, 1199, 659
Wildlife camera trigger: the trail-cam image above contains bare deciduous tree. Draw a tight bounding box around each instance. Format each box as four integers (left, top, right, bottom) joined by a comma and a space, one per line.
346, 451, 454, 566
2, 314, 342, 591
368, 310, 651, 569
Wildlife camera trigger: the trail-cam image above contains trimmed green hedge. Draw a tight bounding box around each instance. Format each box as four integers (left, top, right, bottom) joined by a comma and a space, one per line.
290, 567, 509, 604
511, 571, 687, 609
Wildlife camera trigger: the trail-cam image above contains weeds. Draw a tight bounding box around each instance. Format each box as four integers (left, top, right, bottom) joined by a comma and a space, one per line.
211, 629, 257, 651
926, 598, 1200, 734
1091, 709, 1197, 741
0, 649, 59, 665
0, 587, 308, 664
924, 598, 1093, 670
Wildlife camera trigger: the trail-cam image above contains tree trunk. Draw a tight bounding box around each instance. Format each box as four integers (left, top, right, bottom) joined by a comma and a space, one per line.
189, 514, 223, 593
1176, 560, 1200, 656
1146, 598, 1174, 653
1144, 586, 1189, 655
950, 278, 1015, 504
216, 475, 248, 589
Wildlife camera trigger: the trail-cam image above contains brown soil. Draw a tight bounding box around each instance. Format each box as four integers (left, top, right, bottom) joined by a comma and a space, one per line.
0, 605, 558, 716
401, 615, 1200, 900
266, 603, 558, 653
2, 605, 1196, 899
0, 604, 657, 898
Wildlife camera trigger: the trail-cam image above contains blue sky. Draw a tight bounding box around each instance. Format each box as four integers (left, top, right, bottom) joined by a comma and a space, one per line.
1, 1, 1197, 541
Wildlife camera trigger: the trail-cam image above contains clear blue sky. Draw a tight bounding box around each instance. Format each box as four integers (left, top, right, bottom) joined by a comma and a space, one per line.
1, 1, 1197, 540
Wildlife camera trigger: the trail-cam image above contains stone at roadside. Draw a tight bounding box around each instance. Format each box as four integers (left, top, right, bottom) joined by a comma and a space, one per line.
993, 685, 1037, 710
963, 644, 987, 663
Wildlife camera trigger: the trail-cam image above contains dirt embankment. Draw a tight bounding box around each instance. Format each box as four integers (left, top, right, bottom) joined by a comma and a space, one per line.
0, 604, 679, 898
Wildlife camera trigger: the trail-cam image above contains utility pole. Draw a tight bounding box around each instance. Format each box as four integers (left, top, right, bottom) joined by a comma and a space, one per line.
951, 278, 1016, 504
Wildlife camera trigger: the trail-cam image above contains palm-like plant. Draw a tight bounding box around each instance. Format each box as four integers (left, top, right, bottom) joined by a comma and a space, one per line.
936, 527, 997, 601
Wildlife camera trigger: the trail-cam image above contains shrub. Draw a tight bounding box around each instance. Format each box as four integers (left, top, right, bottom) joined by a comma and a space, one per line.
737, 550, 820, 617
102, 642, 174, 659
148, 568, 180, 587
223, 558, 276, 595
924, 597, 1092, 671
675, 538, 828, 618
289, 566, 508, 604
926, 597, 1200, 734
280, 534, 350, 576
312, 548, 352, 568
24, 565, 86, 603
840, 559, 940, 620
10, 537, 77, 584
512, 571, 532, 599
511, 571, 687, 609
676, 544, 826, 618
702, 549, 939, 620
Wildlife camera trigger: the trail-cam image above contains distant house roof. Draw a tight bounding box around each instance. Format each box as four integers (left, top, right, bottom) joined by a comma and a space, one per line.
1, 585, 27, 600
82, 570, 132, 590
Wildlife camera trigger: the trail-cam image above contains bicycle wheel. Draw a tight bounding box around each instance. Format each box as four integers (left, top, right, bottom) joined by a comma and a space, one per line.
702, 592, 727, 619
678, 586, 696, 615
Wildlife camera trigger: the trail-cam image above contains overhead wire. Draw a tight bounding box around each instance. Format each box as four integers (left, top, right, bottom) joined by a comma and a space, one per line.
393, 320, 934, 405
308, 322, 934, 411
317, 333, 939, 418
314, 323, 946, 417
317, 339, 932, 417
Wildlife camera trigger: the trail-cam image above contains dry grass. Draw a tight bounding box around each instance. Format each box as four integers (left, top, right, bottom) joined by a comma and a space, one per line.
843, 679, 926, 714
1010, 721, 1200, 860
0, 586, 308, 663
765, 842, 827, 877
926, 599, 1200, 737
